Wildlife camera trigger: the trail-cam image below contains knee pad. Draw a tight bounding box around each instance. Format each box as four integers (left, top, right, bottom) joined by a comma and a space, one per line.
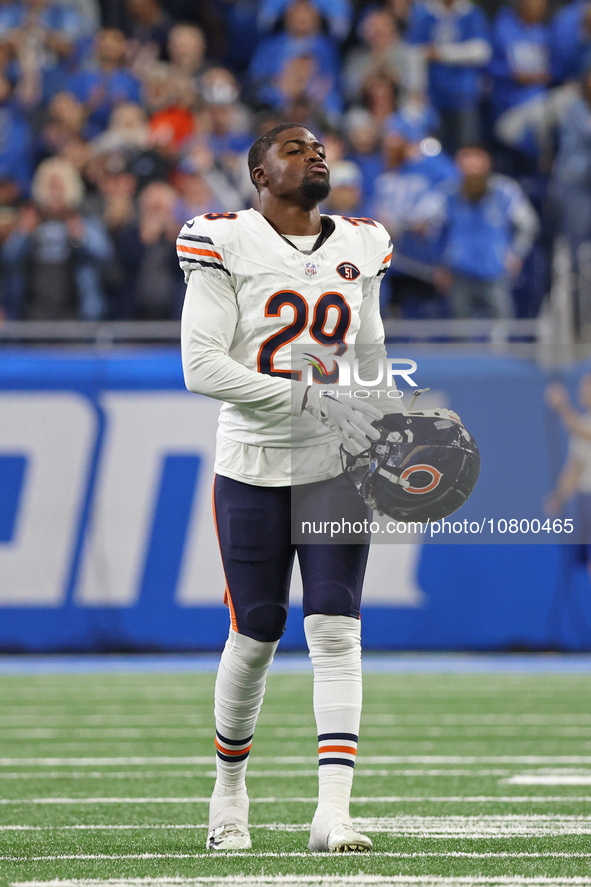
304, 614, 361, 668
226, 627, 279, 669
302, 564, 362, 618
243, 603, 288, 643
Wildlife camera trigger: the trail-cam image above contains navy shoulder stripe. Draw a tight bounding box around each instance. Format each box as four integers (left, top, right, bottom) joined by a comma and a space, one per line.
178, 233, 215, 245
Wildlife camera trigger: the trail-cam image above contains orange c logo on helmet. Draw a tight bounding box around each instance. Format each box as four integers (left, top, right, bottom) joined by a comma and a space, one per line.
400, 464, 443, 494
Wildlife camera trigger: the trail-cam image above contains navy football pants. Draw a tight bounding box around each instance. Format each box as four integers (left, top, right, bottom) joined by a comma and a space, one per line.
213, 473, 371, 643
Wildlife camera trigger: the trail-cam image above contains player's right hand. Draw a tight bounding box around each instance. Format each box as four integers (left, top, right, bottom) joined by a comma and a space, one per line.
304, 387, 383, 452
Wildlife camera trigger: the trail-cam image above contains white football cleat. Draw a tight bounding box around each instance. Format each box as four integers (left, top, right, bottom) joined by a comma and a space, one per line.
206, 792, 251, 851
308, 807, 373, 853
206, 823, 252, 850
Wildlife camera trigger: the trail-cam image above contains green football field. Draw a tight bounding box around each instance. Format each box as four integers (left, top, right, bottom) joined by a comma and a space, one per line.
1, 663, 591, 887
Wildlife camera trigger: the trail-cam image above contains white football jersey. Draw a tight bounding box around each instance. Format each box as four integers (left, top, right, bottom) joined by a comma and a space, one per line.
178, 208, 392, 485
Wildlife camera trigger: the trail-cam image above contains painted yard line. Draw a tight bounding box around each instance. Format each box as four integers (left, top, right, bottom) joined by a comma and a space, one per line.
9, 880, 591, 887
0, 730, 211, 740
2, 796, 591, 805
9, 879, 591, 887
3, 815, 591, 836
1, 852, 591, 861
0, 706, 587, 718
0, 769, 545, 780
5, 714, 591, 725
0, 772, 216, 781
506, 775, 591, 785
6, 728, 591, 739
0, 758, 217, 767
1, 767, 590, 779
10, 879, 591, 887
353, 815, 591, 836
4, 755, 591, 766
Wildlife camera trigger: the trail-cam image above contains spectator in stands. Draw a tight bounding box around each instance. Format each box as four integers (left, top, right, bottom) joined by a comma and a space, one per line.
0, 0, 85, 67
553, 66, 591, 304
550, 0, 591, 84
358, 72, 399, 128
1, 157, 112, 319
344, 110, 383, 206
124, 0, 172, 60
321, 159, 365, 215
383, 0, 413, 34
370, 113, 457, 315
343, 9, 418, 104
0, 206, 18, 317
415, 145, 539, 317
275, 51, 343, 118
109, 181, 184, 319
406, 0, 491, 154
36, 91, 87, 163
91, 101, 149, 155
176, 143, 243, 213
167, 23, 209, 91
65, 28, 142, 137
0, 74, 33, 197
0, 0, 85, 106
217, 0, 260, 73
257, 0, 352, 41
247, 0, 340, 111
144, 64, 195, 151
173, 157, 228, 222
492, 5, 581, 160
489, 0, 550, 125
200, 67, 252, 184
91, 152, 138, 317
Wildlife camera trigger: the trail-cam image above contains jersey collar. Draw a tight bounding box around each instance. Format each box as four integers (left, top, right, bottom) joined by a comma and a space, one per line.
259, 212, 336, 254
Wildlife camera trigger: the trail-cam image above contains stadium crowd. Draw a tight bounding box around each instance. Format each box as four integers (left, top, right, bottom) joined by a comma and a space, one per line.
0, 0, 588, 321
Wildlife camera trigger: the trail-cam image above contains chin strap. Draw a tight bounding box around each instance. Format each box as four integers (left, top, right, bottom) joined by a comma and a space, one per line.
407, 388, 431, 410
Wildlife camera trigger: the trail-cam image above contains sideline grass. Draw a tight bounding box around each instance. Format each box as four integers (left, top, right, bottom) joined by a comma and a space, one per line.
0, 670, 590, 887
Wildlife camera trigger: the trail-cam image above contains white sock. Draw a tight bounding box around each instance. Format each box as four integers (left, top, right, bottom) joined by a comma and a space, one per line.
213, 629, 278, 798
304, 614, 362, 818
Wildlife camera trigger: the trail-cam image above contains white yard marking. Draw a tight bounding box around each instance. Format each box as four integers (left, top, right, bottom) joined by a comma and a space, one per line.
0, 769, 532, 780
0, 730, 207, 740
1, 851, 590, 861
5, 726, 591, 737
3, 713, 591, 726
4, 755, 591, 766
1, 796, 590, 805
0, 758, 216, 767
0, 772, 218, 781
10, 879, 591, 887
2, 815, 591, 836
354, 815, 591, 836
506, 775, 591, 785
4, 713, 591, 725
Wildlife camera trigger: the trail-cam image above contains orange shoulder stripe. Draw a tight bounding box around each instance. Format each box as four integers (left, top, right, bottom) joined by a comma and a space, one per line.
177, 245, 224, 263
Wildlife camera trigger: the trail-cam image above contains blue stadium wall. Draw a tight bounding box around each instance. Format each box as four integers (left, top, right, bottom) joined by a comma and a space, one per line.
0, 346, 590, 653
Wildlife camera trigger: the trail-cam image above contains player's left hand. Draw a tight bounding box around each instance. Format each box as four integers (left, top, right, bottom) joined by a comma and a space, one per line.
304, 387, 383, 451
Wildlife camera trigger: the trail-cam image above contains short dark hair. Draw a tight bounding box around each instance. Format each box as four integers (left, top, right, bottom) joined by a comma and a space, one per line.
247, 122, 308, 190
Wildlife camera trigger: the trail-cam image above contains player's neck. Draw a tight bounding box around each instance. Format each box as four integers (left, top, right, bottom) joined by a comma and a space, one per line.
259, 199, 322, 237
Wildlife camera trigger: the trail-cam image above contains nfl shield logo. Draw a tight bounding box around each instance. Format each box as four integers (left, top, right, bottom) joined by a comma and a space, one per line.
305, 261, 317, 277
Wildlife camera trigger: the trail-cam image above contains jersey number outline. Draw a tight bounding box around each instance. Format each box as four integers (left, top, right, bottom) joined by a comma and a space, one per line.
342, 216, 377, 228
203, 212, 238, 221
257, 290, 351, 382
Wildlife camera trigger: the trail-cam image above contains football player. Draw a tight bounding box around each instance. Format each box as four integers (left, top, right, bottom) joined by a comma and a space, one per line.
178, 123, 394, 853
